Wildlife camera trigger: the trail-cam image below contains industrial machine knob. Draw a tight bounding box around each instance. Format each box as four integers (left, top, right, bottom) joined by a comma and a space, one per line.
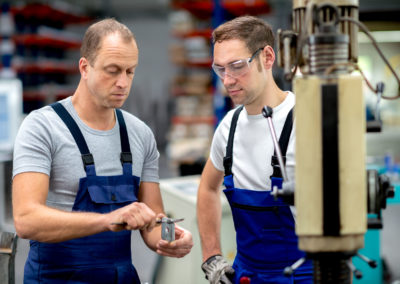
261, 106, 273, 118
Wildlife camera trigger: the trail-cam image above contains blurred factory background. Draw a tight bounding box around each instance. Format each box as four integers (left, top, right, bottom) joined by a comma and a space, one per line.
0, 0, 399, 283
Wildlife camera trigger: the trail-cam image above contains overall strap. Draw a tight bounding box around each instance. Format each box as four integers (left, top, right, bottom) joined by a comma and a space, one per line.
223, 106, 244, 177
115, 109, 133, 175
51, 102, 95, 175
271, 108, 294, 178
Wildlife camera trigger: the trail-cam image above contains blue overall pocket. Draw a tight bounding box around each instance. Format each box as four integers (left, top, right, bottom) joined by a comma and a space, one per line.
74, 174, 139, 213
231, 202, 288, 264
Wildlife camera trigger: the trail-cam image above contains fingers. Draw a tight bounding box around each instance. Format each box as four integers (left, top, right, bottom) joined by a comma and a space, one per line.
109, 202, 157, 231
109, 222, 126, 232
136, 204, 157, 232
156, 226, 193, 258
155, 212, 166, 223
156, 241, 192, 258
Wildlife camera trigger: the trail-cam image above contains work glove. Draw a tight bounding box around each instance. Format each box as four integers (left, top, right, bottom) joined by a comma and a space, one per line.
201, 255, 235, 284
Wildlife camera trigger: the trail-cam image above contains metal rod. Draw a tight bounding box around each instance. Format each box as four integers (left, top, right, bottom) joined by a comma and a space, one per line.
262, 106, 289, 181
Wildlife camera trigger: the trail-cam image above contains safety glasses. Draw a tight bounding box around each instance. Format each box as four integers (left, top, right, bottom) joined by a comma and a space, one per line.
212, 47, 264, 79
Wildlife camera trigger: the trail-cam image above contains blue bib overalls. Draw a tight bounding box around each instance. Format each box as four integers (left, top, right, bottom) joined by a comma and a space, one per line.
223, 106, 313, 283
24, 103, 141, 284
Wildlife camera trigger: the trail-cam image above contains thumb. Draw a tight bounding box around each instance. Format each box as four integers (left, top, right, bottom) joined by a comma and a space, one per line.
174, 225, 185, 239
156, 213, 166, 222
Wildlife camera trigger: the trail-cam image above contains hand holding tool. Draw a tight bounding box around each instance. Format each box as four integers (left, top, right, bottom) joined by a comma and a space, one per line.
111, 217, 183, 226
111, 217, 184, 242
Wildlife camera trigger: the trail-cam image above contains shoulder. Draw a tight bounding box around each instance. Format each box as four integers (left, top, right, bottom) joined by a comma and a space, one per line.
21, 105, 59, 131
119, 109, 148, 127
28, 97, 75, 128
119, 109, 155, 137
273, 91, 295, 119
218, 106, 243, 128
212, 106, 244, 145
286, 91, 295, 107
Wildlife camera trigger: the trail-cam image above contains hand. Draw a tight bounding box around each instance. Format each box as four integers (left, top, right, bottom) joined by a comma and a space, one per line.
108, 202, 157, 232
156, 225, 193, 258
201, 255, 235, 284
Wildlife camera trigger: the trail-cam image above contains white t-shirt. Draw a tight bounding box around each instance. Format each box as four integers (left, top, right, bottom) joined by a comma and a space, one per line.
210, 91, 295, 191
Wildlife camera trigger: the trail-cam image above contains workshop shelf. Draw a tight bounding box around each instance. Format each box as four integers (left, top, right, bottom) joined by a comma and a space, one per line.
6, 2, 92, 114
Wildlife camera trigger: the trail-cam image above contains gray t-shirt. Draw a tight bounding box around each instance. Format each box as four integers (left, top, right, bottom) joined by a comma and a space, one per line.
13, 97, 159, 211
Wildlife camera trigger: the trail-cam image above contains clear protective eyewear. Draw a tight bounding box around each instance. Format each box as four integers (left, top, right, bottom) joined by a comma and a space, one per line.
212, 47, 264, 79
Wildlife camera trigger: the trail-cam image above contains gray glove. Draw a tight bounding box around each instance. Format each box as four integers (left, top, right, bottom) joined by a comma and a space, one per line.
201, 255, 235, 284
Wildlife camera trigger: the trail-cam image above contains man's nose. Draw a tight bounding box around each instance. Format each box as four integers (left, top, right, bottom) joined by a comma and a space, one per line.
223, 73, 236, 86
116, 73, 130, 88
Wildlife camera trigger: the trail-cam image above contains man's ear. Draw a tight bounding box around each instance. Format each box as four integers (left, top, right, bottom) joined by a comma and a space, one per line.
262, 45, 275, 70
79, 57, 89, 79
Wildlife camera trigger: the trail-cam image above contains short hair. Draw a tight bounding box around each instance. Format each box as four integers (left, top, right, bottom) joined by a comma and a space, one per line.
212, 16, 275, 54
80, 18, 136, 64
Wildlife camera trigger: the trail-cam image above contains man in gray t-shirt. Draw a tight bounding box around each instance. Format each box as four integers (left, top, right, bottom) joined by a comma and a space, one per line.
12, 19, 193, 284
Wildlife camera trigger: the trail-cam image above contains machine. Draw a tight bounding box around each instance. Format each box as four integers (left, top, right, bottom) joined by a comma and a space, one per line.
270, 0, 399, 283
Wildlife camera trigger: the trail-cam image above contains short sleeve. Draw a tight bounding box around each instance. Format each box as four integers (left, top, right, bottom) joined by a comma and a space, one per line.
140, 126, 160, 183
13, 110, 53, 177
209, 110, 235, 172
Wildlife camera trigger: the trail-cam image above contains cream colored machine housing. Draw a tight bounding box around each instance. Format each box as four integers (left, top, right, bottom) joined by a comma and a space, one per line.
275, 0, 397, 281
294, 74, 367, 253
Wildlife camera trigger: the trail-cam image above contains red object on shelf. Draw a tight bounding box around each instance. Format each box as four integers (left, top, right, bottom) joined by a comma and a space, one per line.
171, 86, 213, 97
11, 3, 92, 24
186, 61, 212, 68
171, 115, 215, 125
224, 0, 271, 16
171, 0, 270, 18
23, 90, 74, 100
171, 1, 213, 19
12, 34, 81, 49
14, 62, 78, 74
175, 59, 212, 68
172, 28, 212, 39
23, 91, 46, 101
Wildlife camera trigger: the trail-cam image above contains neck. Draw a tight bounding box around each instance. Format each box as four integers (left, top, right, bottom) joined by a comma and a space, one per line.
245, 78, 287, 115
71, 81, 116, 130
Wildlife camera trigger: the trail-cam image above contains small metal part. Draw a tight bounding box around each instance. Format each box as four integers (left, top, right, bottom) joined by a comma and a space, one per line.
347, 259, 363, 279
160, 217, 184, 242
111, 217, 184, 243
110, 219, 165, 226
161, 220, 175, 242
356, 252, 377, 268
111, 222, 126, 226
374, 82, 384, 121
283, 257, 307, 276
161, 218, 184, 224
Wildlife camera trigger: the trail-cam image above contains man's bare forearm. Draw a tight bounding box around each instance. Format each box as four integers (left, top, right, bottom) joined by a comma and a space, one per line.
198, 185, 223, 261
14, 204, 110, 242
197, 159, 225, 262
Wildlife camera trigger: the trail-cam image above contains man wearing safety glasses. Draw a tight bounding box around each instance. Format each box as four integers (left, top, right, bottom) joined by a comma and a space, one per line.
197, 16, 313, 283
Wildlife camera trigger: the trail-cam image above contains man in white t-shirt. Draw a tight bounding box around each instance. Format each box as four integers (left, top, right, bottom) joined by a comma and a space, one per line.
197, 16, 313, 284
